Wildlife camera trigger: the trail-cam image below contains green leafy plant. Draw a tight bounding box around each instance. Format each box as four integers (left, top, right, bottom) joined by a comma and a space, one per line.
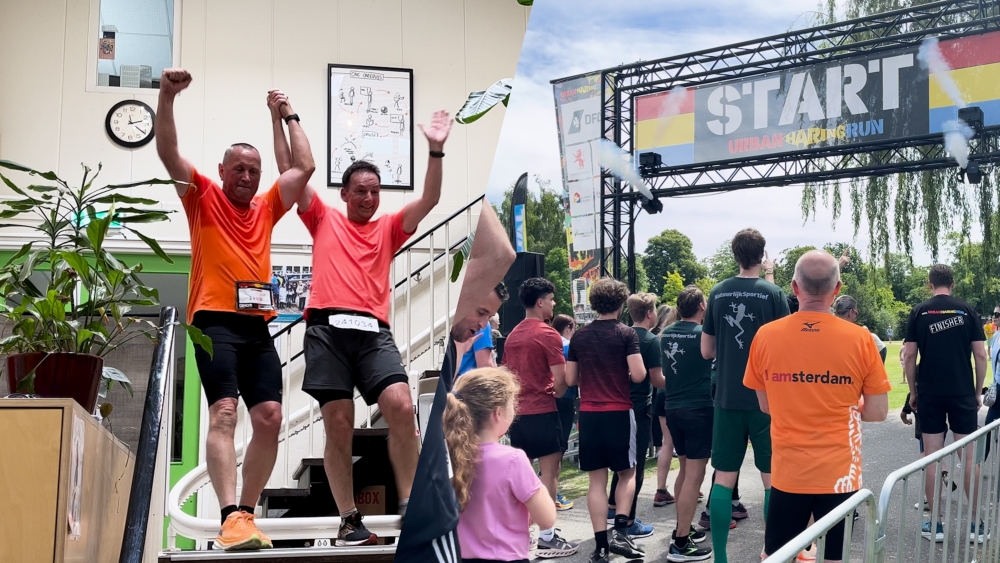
0, 160, 212, 397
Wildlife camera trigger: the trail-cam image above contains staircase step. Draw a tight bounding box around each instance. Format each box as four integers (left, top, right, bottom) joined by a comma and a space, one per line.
158, 545, 395, 562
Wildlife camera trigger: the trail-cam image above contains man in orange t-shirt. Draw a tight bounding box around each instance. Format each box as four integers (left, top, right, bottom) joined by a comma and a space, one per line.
156, 69, 316, 551
745, 250, 890, 563
271, 102, 453, 544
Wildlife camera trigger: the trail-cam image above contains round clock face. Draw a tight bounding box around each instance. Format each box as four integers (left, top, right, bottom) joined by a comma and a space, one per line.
106, 100, 155, 148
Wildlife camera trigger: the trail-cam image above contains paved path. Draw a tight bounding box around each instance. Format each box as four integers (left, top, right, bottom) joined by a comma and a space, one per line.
537, 408, 995, 563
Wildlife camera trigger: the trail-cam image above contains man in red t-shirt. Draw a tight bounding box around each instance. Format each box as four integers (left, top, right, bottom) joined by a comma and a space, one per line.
271, 104, 453, 545
566, 278, 647, 562
156, 70, 316, 550
501, 278, 578, 558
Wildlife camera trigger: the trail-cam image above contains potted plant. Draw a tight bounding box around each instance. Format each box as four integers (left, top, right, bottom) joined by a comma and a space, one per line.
0, 160, 211, 413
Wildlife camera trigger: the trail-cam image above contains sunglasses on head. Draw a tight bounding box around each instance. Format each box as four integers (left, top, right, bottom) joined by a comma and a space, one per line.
994, 312, 1000, 318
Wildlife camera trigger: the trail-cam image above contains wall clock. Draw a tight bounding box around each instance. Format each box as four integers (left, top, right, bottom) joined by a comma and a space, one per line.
105, 100, 155, 148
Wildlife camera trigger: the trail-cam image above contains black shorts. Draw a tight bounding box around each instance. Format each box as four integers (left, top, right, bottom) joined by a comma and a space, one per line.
303, 310, 408, 406
764, 488, 853, 561
509, 411, 563, 460
653, 388, 667, 418
665, 407, 714, 460
192, 311, 283, 408
917, 394, 979, 435
555, 397, 576, 452
578, 410, 636, 472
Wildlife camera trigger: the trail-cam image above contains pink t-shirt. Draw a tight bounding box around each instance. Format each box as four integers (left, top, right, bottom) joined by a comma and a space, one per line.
457, 441, 543, 560
298, 196, 413, 324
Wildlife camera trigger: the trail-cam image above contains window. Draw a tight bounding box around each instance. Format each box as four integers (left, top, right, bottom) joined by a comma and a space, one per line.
94, 0, 175, 90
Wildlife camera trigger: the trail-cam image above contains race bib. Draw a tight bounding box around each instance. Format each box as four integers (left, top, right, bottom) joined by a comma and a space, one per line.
329, 314, 379, 333
236, 281, 276, 311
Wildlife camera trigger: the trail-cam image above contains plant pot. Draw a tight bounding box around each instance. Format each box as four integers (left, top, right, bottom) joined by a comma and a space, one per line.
6, 352, 104, 412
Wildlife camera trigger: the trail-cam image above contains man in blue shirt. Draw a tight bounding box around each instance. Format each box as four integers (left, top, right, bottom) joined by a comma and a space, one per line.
457, 326, 495, 375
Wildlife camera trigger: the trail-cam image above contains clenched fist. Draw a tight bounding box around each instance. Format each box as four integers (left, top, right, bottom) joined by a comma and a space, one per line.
160, 68, 192, 97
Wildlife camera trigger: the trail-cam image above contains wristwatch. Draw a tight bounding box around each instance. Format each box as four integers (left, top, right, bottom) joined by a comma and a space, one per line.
284, 113, 300, 124
429, 150, 445, 158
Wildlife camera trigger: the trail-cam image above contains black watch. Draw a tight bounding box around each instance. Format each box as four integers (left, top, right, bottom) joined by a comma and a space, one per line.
429, 150, 445, 158
284, 113, 300, 124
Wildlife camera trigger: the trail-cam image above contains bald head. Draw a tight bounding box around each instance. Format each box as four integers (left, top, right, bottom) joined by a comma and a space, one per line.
792, 250, 841, 301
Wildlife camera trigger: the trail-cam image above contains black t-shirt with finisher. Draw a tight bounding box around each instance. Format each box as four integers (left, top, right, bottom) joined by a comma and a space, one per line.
660, 320, 714, 410
629, 327, 663, 409
905, 294, 985, 397
703, 276, 789, 410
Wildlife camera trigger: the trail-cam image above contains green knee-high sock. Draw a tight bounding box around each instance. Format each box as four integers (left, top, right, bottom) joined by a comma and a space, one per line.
764, 488, 771, 520
710, 483, 733, 563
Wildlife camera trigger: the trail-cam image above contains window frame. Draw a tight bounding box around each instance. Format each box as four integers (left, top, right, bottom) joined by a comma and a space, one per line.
86, 0, 183, 95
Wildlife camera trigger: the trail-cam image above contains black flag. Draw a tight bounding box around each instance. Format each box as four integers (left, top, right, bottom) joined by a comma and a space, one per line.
394, 336, 461, 562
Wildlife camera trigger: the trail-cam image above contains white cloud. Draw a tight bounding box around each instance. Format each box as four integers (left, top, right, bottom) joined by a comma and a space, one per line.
485, 0, 939, 265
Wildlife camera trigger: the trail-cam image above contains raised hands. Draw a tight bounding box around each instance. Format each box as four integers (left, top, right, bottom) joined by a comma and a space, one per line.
417, 110, 453, 151
267, 90, 291, 120
160, 69, 192, 98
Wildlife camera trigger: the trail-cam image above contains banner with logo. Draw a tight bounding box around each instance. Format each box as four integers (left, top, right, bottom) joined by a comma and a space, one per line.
635, 30, 1000, 167
553, 72, 604, 322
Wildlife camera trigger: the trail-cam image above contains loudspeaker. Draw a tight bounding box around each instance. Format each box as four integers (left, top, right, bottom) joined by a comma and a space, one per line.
499, 252, 545, 335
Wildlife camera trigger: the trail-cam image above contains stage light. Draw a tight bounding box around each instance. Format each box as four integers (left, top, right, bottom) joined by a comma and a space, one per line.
958, 106, 984, 134
641, 195, 663, 215
965, 160, 982, 184
639, 152, 662, 170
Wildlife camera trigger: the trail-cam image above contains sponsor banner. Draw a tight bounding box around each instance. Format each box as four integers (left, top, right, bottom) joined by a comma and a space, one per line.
570, 214, 598, 252
513, 203, 526, 253
568, 177, 598, 217
566, 141, 596, 180
635, 29, 1000, 166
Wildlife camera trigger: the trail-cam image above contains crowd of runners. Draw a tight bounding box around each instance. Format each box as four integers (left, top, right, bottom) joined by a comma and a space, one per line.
156, 66, 993, 562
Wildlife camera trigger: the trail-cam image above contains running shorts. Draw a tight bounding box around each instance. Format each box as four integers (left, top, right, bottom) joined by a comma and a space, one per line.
917, 394, 979, 435
764, 488, 854, 561
509, 411, 563, 460
711, 406, 771, 473
665, 407, 714, 460
578, 410, 636, 472
192, 311, 283, 408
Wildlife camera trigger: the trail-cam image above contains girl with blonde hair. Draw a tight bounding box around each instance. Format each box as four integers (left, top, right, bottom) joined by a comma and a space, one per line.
444, 367, 557, 562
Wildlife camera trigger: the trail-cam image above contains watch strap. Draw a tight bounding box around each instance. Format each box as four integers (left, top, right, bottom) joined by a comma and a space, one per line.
283, 113, 300, 124
429, 150, 445, 158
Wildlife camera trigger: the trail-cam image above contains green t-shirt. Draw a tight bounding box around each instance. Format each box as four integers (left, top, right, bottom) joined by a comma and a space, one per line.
629, 327, 662, 409
660, 321, 714, 409
702, 276, 789, 410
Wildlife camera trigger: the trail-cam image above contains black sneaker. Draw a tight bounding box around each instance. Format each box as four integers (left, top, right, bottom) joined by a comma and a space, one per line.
609, 530, 645, 559
689, 527, 707, 544
589, 548, 610, 563
536, 531, 579, 558
668, 537, 713, 562
336, 512, 377, 546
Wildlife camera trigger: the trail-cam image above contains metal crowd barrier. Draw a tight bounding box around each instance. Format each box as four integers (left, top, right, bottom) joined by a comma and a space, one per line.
763, 419, 1000, 563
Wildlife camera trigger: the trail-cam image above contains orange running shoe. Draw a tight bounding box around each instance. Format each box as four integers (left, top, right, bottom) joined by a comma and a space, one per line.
214, 511, 273, 551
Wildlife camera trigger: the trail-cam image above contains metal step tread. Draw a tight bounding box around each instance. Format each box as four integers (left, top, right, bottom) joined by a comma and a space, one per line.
158, 545, 396, 562
260, 487, 310, 498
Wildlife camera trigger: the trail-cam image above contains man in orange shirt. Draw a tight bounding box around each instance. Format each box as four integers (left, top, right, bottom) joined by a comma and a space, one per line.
156, 69, 316, 550
746, 250, 890, 563
271, 101, 453, 544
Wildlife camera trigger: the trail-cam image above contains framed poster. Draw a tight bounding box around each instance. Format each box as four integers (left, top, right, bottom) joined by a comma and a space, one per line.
328, 64, 414, 190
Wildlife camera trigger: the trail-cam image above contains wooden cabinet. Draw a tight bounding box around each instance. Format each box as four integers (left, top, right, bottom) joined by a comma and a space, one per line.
0, 399, 134, 562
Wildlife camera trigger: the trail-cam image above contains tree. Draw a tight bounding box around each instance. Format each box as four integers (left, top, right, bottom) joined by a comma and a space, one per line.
661, 272, 685, 305
773, 245, 816, 293
545, 246, 574, 318
704, 240, 739, 282
643, 229, 707, 296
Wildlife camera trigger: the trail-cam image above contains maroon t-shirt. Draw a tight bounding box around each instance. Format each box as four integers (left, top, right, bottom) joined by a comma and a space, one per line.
501, 318, 566, 415
568, 319, 641, 412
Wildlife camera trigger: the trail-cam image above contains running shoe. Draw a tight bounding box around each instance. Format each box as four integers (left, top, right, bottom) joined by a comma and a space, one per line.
214, 511, 272, 551
970, 520, 989, 544
667, 537, 712, 562
731, 502, 749, 520
607, 508, 616, 525
698, 511, 737, 530
796, 543, 818, 562
627, 518, 654, 538
610, 530, 645, 559
921, 521, 944, 543
555, 494, 574, 511
336, 512, 377, 546
654, 490, 676, 506
589, 548, 610, 563
529, 524, 539, 553
536, 531, 579, 558
689, 527, 707, 544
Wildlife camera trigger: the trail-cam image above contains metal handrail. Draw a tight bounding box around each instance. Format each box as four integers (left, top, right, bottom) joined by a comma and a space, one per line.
118, 307, 178, 563
763, 489, 878, 563
395, 194, 484, 255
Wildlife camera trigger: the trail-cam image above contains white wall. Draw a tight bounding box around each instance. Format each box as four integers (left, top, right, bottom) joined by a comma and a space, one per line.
0, 0, 527, 258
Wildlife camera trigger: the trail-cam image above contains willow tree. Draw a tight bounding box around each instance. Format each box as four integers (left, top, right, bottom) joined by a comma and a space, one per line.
800, 0, 1000, 266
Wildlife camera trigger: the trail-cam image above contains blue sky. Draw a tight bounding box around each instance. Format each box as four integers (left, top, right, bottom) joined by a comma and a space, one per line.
486, 0, 942, 266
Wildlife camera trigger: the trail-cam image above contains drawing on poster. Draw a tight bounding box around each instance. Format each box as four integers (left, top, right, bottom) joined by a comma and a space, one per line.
328, 64, 414, 189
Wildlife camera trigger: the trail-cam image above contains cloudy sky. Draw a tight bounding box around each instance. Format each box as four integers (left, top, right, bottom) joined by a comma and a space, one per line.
485, 0, 942, 265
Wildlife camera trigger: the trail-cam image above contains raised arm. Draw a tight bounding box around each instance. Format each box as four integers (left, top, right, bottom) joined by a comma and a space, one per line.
402, 110, 453, 234
453, 203, 516, 331
268, 90, 316, 211
269, 93, 293, 173
156, 69, 195, 195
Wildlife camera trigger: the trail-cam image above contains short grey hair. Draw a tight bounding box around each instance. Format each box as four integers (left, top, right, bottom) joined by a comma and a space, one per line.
832, 295, 858, 317
793, 252, 840, 295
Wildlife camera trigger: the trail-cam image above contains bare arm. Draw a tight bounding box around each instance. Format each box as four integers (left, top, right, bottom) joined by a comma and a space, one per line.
474, 348, 495, 369
627, 354, 646, 384
524, 487, 557, 531
268, 93, 316, 212
402, 111, 453, 234
903, 341, 918, 407
268, 90, 316, 211
155, 69, 195, 195
565, 361, 578, 387
453, 204, 516, 333
701, 333, 717, 360
755, 390, 770, 414
551, 364, 568, 398
974, 340, 988, 404
860, 393, 889, 422
649, 366, 665, 389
